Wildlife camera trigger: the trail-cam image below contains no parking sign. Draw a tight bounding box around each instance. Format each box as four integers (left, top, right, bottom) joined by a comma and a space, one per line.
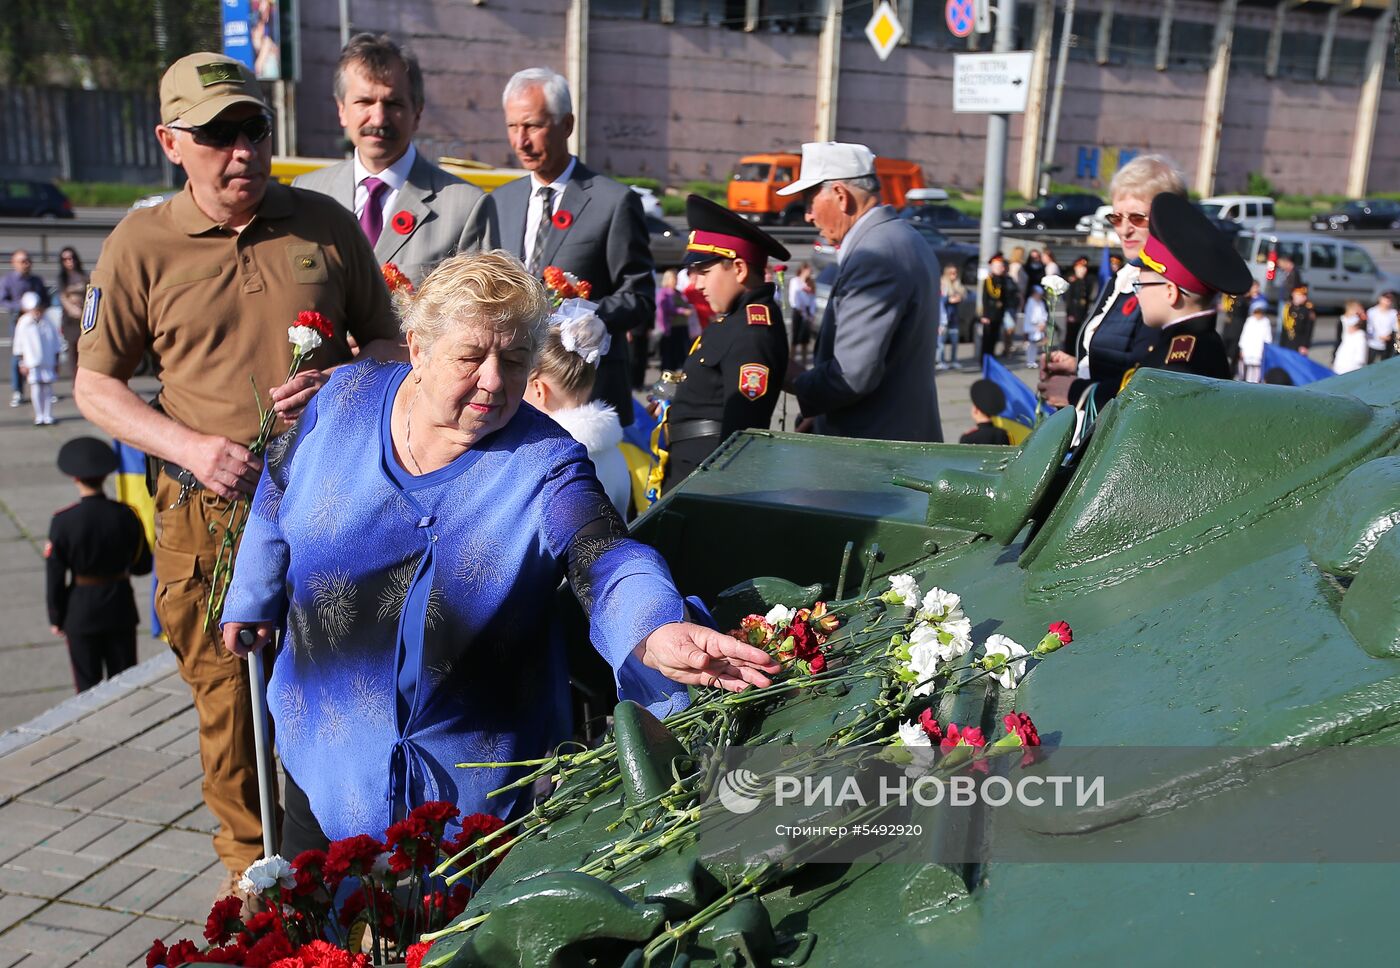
946, 0, 976, 38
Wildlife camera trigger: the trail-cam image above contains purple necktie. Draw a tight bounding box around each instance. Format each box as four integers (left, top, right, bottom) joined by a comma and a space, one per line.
359, 177, 388, 247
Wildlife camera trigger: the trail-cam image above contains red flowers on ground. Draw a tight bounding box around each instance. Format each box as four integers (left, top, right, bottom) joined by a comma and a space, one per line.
1048, 621, 1072, 645
1003, 711, 1040, 748
323, 834, 385, 880
405, 941, 434, 968
939, 722, 986, 752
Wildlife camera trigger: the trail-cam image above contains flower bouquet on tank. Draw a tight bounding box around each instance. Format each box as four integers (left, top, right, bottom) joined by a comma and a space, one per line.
143, 802, 506, 968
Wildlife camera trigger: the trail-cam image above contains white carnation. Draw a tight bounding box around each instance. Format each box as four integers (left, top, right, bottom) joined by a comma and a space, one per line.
983, 634, 1030, 689
287, 325, 323, 356
885, 574, 920, 607
906, 624, 943, 696
916, 587, 963, 624
1040, 274, 1069, 299
897, 719, 932, 747
934, 616, 974, 662
764, 604, 795, 627
238, 854, 296, 895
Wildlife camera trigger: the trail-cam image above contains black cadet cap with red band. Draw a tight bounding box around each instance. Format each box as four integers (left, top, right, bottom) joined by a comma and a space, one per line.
683, 194, 791, 269
1132, 192, 1253, 297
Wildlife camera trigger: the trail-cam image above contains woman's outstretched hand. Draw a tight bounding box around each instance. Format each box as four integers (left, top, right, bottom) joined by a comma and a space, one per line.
638, 622, 782, 693
222, 621, 277, 658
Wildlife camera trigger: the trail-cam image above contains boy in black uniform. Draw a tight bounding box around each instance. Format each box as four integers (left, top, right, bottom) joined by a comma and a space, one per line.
1279, 285, 1316, 355
656, 195, 791, 493
979, 253, 1018, 363
959, 380, 1012, 445
46, 437, 153, 693
1128, 193, 1250, 382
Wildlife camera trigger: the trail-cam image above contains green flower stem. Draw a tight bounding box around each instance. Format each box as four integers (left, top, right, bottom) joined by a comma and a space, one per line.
640, 864, 770, 964
442, 829, 532, 886
419, 912, 489, 943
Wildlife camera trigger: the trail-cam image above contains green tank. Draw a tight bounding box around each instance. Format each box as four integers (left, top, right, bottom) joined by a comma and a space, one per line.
425, 363, 1400, 967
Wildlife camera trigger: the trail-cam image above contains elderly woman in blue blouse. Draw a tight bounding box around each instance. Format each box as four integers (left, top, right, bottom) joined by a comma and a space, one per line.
219, 251, 779, 850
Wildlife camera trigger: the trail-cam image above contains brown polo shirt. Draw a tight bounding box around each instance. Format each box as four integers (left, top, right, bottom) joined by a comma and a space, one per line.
81, 181, 399, 442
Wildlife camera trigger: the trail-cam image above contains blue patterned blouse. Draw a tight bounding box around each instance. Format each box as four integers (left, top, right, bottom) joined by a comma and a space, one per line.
222, 360, 688, 840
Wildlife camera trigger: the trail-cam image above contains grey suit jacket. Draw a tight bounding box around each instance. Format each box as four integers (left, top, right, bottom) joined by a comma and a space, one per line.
793, 207, 943, 442
292, 149, 498, 284
493, 161, 654, 422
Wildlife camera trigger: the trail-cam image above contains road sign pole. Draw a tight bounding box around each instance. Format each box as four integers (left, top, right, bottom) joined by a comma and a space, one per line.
977, 0, 1017, 317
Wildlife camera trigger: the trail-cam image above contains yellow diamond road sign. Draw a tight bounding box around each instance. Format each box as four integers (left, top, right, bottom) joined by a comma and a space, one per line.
866, 1, 905, 62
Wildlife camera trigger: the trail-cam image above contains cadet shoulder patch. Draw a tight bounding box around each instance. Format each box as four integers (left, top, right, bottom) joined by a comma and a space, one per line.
746, 304, 771, 326
738, 363, 769, 400
1166, 335, 1197, 364
80, 286, 100, 334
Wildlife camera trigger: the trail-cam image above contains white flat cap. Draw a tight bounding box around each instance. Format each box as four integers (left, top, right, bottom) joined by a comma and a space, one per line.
776, 142, 878, 196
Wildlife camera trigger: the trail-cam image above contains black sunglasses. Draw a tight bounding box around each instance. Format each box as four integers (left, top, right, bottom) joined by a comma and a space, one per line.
170, 114, 273, 148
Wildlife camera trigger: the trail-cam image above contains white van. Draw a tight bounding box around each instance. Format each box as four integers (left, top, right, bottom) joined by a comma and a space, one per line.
1235, 231, 1400, 311
1201, 195, 1276, 232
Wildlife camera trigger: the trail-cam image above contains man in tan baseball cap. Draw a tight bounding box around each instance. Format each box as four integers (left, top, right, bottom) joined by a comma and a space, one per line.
159, 52, 269, 126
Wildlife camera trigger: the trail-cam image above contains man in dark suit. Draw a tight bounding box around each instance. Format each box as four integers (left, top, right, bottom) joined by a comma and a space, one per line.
782, 142, 942, 442
496, 67, 654, 426
294, 33, 496, 285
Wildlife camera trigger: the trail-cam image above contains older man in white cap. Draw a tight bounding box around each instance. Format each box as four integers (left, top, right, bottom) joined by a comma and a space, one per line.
782, 142, 942, 441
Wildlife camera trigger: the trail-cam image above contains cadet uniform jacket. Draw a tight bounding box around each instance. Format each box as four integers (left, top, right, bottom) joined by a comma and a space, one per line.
1135, 310, 1232, 381
46, 495, 152, 634
669, 283, 789, 443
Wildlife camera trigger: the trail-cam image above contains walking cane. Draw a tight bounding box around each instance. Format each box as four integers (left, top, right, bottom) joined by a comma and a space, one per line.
240, 629, 278, 860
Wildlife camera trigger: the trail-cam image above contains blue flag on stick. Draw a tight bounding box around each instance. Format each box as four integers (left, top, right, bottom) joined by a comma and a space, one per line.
1262, 343, 1334, 386
982, 354, 1053, 430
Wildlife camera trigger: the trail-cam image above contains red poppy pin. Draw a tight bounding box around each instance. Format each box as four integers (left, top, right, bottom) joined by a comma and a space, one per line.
552, 209, 574, 231
391, 211, 415, 235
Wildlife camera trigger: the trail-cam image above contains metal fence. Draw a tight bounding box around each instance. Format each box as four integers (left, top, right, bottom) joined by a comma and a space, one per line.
1, 86, 169, 184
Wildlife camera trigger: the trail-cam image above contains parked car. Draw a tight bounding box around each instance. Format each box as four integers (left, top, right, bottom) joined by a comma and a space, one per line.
900, 202, 979, 231
630, 185, 664, 219
1235, 230, 1400, 311
0, 179, 74, 219
812, 222, 977, 285
1001, 193, 1103, 231
1200, 195, 1276, 232
645, 214, 687, 267
1310, 199, 1400, 232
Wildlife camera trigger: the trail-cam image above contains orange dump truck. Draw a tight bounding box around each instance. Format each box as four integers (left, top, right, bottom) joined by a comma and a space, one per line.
727, 152, 925, 225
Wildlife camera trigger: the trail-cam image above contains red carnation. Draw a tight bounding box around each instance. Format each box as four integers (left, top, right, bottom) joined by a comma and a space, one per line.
1003, 711, 1040, 748
576, 280, 592, 299
391, 210, 415, 235
918, 708, 943, 742
289, 848, 328, 897
406, 941, 434, 968
197, 945, 249, 964
552, 209, 573, 230
409, 800, 460, 834
204, 895, 244, 945
242, 929, 294, 968
146, 940, 167, 968
324, 834, 385, 880
294, 310, 334, 341
386, 815, 434, 873
939, 722, 986, 752
807, 652, 826, 674
164, 939, 199, 968
1048, 621, 1072, 645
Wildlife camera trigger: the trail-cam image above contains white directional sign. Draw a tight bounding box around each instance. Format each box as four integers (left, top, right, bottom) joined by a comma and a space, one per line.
865, 1, 905, 62
953, 51, 1035, 114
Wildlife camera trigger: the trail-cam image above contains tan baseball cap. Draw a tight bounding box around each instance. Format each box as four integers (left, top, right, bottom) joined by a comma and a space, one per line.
159, 53, 268, 126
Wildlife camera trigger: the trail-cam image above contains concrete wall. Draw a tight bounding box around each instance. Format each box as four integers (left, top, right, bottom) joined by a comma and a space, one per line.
292, 0, 1395, 196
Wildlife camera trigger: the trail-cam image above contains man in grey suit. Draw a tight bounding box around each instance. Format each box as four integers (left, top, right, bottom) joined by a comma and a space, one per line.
496, 67, 654, 426
783, 142, 942, 442
293, 33, 496, 285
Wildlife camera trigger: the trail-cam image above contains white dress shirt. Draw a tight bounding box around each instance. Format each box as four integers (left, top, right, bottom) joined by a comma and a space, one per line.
523, 156, 578, 262
353, 143, 417, 228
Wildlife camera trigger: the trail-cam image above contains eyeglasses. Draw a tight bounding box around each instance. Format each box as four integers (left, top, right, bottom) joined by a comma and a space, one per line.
1131, 280, 1168, 295
1106, 212, 1149, 228
169, 114, 273, 149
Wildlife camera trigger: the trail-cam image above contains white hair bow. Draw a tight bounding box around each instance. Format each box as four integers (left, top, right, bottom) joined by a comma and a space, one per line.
552, 298, 611, 366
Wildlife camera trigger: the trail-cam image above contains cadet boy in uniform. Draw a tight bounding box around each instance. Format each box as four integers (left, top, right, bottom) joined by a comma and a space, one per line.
1279, 285, 1315, 355
46, 438, 153, 693
657, 195, 790, 493
1126, 192, 1250, 381
73, 53, 403, 895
